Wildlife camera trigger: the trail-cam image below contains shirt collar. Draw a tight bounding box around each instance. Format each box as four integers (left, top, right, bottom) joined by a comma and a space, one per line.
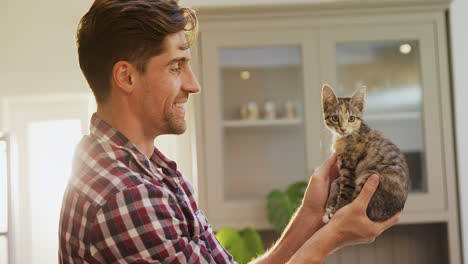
89, 113, 179, 177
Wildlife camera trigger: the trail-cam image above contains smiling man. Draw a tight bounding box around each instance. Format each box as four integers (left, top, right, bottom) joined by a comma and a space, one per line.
95, 30, 199, 158
59, 1, 399, 263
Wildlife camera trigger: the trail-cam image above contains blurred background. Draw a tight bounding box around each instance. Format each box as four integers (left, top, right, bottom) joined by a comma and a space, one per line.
0, 0, 467, 263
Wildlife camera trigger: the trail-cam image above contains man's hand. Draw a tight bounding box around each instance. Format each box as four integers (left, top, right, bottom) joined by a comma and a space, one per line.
286, 174, 401, 264
300, 153, 340, 218
253, 154, 341, 264
328, 174, 401, 247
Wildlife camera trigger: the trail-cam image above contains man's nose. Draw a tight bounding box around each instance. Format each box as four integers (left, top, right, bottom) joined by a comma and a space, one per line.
183, 67, 201, 94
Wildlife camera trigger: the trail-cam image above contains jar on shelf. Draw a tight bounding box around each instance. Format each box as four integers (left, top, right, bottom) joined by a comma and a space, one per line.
247, 101, 259, 120
283, 100, 296, 119
263, 101, 276, 120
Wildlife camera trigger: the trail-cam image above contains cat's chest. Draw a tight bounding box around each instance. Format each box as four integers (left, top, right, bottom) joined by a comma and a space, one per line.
333, 136, 366, 160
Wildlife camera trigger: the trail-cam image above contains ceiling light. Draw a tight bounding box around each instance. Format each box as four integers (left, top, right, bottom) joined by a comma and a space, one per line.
399, 44, 412, 54
240, 71, 251, 80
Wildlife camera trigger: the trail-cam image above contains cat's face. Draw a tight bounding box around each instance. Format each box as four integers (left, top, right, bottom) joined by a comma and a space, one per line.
321, 84, 366, 138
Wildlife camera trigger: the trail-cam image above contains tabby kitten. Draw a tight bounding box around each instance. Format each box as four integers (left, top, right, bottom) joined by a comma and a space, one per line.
321, 84, 409, 223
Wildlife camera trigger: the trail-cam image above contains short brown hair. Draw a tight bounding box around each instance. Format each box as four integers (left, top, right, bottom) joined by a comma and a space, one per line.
77, 0, 198, 104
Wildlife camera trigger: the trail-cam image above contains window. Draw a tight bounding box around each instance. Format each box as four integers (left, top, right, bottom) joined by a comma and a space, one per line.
27, 120, 82, 263
3, 95, 91, 264
0, 136, 10, 264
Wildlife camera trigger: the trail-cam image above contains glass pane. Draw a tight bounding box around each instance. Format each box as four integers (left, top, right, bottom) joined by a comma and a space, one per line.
0, 236, 7, 264
27, 120, 82, 264
0, 140, 7, 233
336, 40, 425, 192
219, 46, 306, 200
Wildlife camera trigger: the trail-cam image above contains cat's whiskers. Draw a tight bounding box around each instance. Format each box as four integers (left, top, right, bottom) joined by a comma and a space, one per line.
319, 127, 334, 154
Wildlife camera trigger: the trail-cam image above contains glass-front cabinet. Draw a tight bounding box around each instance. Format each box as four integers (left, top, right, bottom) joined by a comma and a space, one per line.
220, 46, 306, 201
198, 30, 322, 229
319, 23, 446, 214
194, 4, 459, 263
195, 7, 455, 234
336, 40, 425, 191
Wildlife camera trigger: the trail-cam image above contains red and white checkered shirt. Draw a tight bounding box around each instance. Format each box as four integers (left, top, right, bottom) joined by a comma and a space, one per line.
59, 114, 234, 263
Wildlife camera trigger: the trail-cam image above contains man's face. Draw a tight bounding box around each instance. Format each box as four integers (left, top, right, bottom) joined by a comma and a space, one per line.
133, 31, 200, 137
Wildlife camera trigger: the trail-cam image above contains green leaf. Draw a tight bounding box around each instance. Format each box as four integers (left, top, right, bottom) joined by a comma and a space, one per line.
216, 227, 265, 264
240, 227, 265, 257
266, 181, 308, 235
287, 181, 308, 211
267, 189, 293, 234
216, 227, 243, 251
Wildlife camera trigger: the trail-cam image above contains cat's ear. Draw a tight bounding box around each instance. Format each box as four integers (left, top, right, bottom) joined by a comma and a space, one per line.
351, 86, 366, 112
322, 84, 338, 111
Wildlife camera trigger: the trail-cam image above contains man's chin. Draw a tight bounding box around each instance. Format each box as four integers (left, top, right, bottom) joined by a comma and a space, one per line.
166, 121, 186, 135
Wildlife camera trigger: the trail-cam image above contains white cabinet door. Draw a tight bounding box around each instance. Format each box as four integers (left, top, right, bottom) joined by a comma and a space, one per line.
319, 23, 446, 217
197, 29, 322, 230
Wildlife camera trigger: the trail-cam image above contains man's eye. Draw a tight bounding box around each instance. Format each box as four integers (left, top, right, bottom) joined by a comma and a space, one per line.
349, 116, 355, 122
170, 63, 182, 72
332, 115, 339, 122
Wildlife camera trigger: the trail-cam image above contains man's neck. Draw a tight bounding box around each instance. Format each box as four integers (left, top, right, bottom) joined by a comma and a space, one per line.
96, 103, 155, 158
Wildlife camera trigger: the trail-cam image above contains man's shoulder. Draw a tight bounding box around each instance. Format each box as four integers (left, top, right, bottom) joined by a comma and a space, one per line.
66, 135, 158, 207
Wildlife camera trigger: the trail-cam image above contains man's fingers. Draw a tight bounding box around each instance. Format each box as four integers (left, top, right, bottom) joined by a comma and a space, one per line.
355, 174, 380, 207
319, 153, 337, 175
330, 164, 340, 181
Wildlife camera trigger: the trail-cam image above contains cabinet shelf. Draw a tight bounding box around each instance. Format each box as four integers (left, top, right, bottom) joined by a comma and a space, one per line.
365, 111, 421, 121
223, 118, 302, 128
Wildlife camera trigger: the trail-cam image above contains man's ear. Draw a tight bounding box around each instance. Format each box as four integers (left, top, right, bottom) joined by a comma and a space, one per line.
112, 61, 135, 94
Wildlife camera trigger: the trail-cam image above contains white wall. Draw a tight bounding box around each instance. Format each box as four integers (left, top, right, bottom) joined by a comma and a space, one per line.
183, 0, 325, 7
182, 0, 446, 7
449, 0, 468, 261
2, 0, 90, 96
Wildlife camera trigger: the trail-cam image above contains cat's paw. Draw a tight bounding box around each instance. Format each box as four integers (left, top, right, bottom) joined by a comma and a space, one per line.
322, 208, 334, 224
322, 214, 330, 223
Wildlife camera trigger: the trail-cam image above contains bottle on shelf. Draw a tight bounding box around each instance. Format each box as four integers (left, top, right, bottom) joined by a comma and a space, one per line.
283, 100, 296, 119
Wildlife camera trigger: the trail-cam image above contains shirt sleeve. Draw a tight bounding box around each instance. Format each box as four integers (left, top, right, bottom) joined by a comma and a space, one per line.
89, 183, 218, 264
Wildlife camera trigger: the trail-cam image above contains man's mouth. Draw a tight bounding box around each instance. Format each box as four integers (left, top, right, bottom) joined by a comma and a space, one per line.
174, 102, 186, 116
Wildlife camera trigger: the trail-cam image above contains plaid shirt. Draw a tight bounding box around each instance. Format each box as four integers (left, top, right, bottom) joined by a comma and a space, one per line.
59, 114, 234, 263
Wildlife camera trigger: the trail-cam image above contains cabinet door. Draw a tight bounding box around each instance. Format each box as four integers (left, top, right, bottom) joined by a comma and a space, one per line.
199, 30, 321, 229
319, 23, 445, 214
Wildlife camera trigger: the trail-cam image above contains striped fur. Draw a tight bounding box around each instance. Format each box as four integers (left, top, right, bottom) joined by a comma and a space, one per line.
321, 84, 409, 222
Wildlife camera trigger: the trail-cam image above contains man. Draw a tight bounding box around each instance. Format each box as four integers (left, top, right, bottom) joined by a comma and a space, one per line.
59, 0, 400, 263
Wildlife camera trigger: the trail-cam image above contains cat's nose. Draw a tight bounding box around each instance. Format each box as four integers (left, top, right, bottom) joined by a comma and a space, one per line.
340, 128, 347, 133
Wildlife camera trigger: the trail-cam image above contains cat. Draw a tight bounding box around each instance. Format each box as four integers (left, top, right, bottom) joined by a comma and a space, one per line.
321, 84, 409, 223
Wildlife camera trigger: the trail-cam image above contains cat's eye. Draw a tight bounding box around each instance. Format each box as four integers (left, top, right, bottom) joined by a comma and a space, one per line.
332, 115, 339, 122
349, 116, 356, 122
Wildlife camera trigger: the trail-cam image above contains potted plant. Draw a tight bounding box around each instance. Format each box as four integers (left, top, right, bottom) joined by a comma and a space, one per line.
215, 227, 264, 264
267, 181, 308, 234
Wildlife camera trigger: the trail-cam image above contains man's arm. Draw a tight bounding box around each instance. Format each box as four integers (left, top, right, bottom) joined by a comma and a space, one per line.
252, 154, 339, 263
253, 156, 400, 264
